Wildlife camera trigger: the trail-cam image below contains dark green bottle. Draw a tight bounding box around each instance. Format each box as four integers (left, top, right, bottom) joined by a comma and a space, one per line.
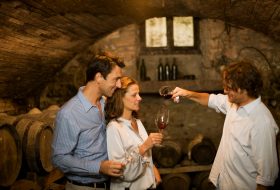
171, 58, 178, 80
158, 59, 163, 81
140, 59, 146, 81
165, 58, 170, 81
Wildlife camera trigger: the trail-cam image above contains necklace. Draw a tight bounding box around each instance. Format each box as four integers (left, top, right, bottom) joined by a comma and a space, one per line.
131, 118, 139, 133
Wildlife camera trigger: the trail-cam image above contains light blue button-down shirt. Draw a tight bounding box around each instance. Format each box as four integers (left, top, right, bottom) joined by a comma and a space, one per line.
52, 87, 108, 183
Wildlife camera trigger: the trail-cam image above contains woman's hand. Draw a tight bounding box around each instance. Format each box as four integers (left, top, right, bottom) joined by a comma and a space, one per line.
139, 133, 163, 155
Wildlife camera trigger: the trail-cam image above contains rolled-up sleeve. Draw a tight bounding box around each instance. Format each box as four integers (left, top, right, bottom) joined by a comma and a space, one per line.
251, 117, 279, 186
208, 94, 229, 114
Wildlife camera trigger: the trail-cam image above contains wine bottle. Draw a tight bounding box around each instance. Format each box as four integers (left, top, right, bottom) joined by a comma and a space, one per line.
172, 58, 178, 80
165, 58, 170, 81
140, 59, 146, 81
158, 59, 163, 81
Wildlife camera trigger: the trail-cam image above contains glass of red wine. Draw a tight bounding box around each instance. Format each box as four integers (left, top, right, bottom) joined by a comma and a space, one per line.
159, 86, 173, 99
155, 105, 169, 146
159, 86, 180, 102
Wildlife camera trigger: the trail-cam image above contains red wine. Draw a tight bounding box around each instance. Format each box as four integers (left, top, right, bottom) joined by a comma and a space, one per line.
163, 94, 172, 99
157, 121, 167, 129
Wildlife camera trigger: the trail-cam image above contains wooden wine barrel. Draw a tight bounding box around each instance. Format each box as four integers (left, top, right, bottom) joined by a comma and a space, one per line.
16, 107, 43, 125
15, 117, 35, 175
46, 105, 60, 111
0, 123, 22, 187
25, 120, 54, 174
153, 140, 182, 168
0, 113, 18, 125
193, 172, 215, 190
162, 173, 191, 190
39, 105, 60, 128
188, 134, 216, 165
28, 107, 42, 115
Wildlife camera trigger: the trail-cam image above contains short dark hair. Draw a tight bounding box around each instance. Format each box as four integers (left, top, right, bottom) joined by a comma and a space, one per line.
223, 61, 263, 98
86, 53, 125, 83
105, 76, 139, 122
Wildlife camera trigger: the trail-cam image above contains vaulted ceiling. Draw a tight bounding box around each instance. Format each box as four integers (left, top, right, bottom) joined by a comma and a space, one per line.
1, 0, 279, 99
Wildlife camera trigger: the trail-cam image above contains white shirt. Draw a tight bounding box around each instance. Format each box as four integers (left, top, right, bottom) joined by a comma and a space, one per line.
107, 118, 156, 190
208, 94, 279, 190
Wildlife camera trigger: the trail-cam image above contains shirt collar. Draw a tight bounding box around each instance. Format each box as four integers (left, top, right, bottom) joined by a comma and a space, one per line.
117, 117, 131, 124
240, 96, 261, 114
77, 86, 105, 112
117, 117, 135, 129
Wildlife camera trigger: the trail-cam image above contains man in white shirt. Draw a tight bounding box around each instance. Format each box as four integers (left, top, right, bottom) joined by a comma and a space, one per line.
172, 61, 279, 190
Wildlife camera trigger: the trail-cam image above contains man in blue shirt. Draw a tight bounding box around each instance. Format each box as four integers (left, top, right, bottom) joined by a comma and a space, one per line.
52, 53, 125, 190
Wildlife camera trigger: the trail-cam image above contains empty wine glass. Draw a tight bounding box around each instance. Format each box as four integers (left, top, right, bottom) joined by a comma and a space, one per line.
120, 148, 138, 179
123, 149, 137, 165
159, 86, 180, 102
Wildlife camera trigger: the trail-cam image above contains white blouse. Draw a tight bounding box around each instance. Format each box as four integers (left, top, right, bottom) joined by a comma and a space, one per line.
106, 118, 156, 190
208, 94, 279, 190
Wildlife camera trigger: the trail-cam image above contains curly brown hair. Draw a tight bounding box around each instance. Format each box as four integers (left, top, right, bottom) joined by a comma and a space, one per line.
105, 76, 139, 123
223, 61, 263, 98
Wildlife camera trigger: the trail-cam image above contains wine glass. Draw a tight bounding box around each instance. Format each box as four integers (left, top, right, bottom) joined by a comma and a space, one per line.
159, 86, 173, 99
159, 86, 180, 102
154, 105, 169, 147
120, 148, 138, 179
123, 149, 137, 165
155, 105, 169, 133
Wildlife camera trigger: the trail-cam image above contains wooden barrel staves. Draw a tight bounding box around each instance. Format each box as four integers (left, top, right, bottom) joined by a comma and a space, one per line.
25, 120, 54, 174
16, 118, 34, 152
16, 117, 35, 175
162, 173, 191, 190
188, 134, 216, 165
0, 113, 18, 125
39, 105, 60, 129
15, 118, 54, 174
0, 123, 22, 187
153, 140, 182, 168
15, 107, 42, 127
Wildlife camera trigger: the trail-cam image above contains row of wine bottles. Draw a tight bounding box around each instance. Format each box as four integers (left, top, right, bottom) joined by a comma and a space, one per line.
139, 58, 178, 81
158, 58, 178, 81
